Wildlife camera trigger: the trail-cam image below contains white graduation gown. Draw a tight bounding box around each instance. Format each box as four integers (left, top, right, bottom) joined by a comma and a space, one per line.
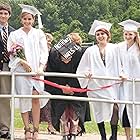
76, 43, 119, 123
118, 41, 140, 128
7, 27, 49, 113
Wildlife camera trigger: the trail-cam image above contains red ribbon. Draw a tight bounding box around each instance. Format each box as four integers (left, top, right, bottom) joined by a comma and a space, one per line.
32, 77, 122, 93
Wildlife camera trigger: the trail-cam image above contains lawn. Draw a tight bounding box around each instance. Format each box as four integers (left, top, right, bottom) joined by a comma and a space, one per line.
14, 109, 125, 135
15, 109, 140, 136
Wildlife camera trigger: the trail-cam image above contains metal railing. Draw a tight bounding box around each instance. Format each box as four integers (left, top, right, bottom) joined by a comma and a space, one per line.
0, 71, 139, 140
81, 42, 94, 47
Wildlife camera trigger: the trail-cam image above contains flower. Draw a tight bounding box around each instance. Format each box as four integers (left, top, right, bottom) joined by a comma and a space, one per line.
9, 44, 26, 60
9, 44, 32, 72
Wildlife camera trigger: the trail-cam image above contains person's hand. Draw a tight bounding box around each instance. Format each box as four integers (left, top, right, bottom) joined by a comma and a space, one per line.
11, 43, 18, 49
62, 84, 74, 95
36, 64, 44, 75
85, 71, 92, 79
120, 74, 127, 81
20, 59, 32, 72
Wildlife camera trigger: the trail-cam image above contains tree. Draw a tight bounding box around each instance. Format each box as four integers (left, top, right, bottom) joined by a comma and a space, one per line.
9, 0, 140, 43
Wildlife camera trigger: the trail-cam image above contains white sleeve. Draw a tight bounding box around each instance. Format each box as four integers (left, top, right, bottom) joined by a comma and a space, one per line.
39, 29, 49, 67
76, 48, 91, 88
116, 44, 124, 76
7, 31, 14, 52
7, 31, 21, 71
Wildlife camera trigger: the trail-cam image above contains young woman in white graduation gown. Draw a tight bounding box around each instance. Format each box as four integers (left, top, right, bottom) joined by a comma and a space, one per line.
76, 20, 119, 140
7, 4, 49, 140
117, 19, 140, 140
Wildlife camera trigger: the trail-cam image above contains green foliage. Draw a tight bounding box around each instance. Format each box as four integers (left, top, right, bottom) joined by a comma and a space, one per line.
8, 0, 140, 44
0, 0, 9, 3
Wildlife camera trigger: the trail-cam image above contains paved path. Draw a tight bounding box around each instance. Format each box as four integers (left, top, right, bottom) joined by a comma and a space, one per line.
14, 130, 140, 140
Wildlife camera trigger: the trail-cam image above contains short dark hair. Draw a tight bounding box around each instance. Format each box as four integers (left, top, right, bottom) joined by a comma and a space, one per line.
96, 28, 111, 42
0, 3, 11, 14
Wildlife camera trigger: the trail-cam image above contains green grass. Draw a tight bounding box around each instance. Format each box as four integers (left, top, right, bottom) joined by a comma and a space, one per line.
14, 109, 140, 136
14, 109, 123, 134
84, 121, 125, 135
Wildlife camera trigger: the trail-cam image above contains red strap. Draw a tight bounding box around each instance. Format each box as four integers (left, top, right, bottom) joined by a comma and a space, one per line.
32, 77, 122, 93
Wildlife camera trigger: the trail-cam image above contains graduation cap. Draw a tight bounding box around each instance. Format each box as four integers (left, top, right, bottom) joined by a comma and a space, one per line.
19, 4, 43, 29
89, 20, 112, 36
118, 19, 140, 32
54, 36, 81, 60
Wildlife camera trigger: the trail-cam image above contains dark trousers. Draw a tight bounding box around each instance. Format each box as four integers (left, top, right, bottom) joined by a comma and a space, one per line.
0, 63, 11, 130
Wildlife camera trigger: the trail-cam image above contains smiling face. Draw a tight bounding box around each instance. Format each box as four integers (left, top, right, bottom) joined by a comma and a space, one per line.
123, 30, 136, 44
0, 9, 11, 25
21, 12, 35, 29
95, 30, 109, 44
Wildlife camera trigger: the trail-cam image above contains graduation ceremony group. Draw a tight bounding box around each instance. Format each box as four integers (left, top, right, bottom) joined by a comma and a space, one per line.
0, 2, 140, 140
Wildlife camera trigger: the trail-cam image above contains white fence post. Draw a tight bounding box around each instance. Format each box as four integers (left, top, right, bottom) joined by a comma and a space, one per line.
132, 78, 136, 139
11, 73, 15, 140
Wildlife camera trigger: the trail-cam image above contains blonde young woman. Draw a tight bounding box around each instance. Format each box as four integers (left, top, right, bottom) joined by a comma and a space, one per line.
76, 20, 120, 140
118, 19, 140, 140
7, 4, 48, 140
45, 33, 53, 51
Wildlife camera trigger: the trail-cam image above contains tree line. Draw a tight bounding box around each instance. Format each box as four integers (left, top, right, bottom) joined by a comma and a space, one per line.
2, 0, 140, 44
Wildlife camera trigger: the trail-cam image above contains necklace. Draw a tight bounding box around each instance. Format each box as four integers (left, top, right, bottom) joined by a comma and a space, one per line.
100, 52, 105, 61
98, 45, 106, 66
98, 47, 105, 61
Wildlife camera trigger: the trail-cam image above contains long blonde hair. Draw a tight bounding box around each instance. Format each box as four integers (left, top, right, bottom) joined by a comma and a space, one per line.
68, 32, 82, 45
134, 32, 140, 49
